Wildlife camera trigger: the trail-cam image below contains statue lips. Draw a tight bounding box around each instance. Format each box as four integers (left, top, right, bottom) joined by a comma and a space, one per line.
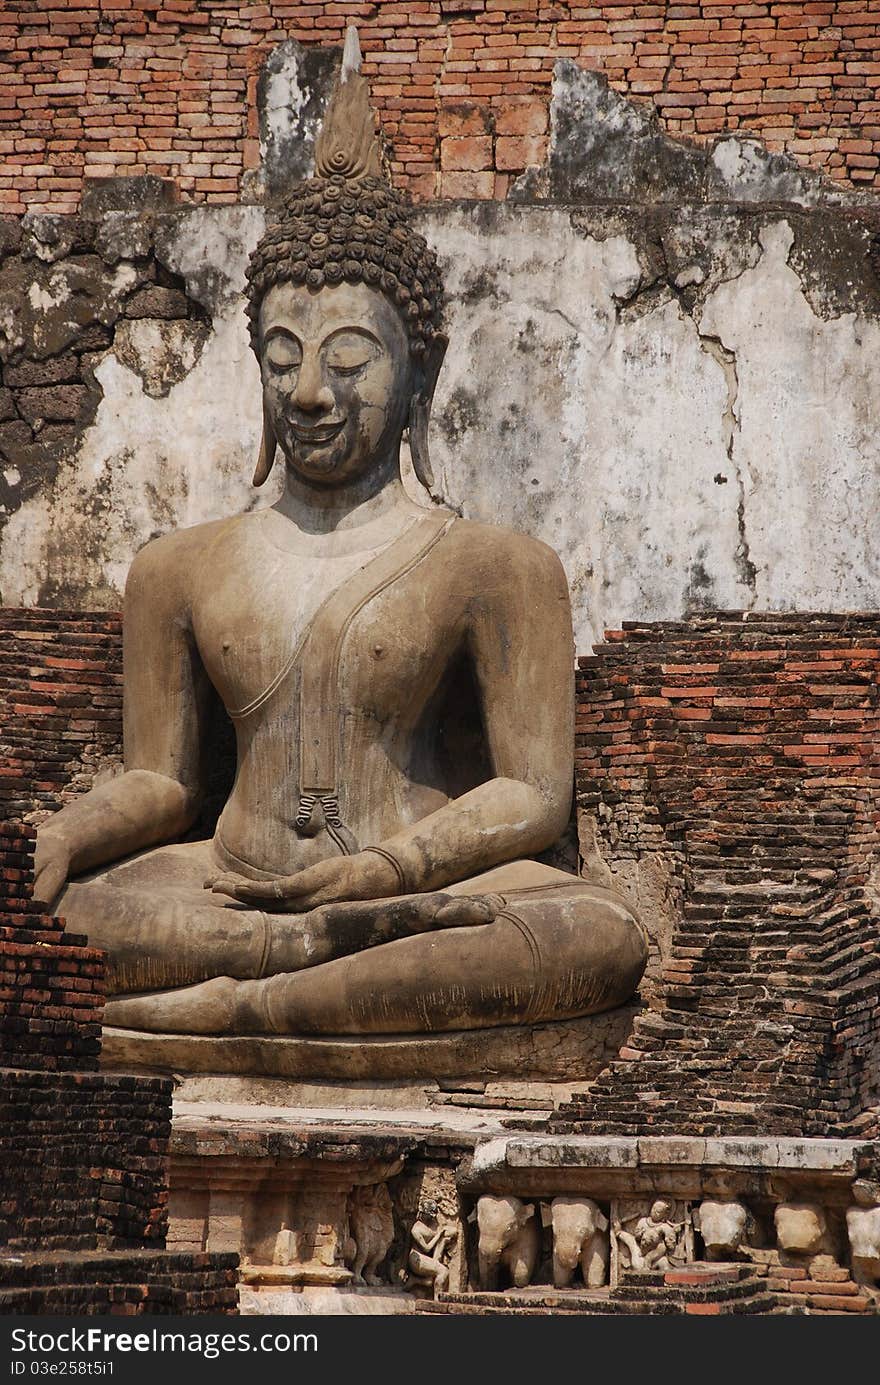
291, 419, 346, 446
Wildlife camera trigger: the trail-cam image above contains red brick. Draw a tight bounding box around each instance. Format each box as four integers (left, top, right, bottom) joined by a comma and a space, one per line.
438, 169, 495, 197
440, 133, 493, 170
495, 133, 547, 168
493, 95, 547, 135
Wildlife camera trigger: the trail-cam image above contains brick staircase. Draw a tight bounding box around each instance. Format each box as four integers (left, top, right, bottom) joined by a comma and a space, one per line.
554, 614, 880, 1139
418, 1264, 788, 1315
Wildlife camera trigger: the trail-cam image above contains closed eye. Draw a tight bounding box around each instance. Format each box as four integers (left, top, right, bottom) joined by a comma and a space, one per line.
265, 336, 302, 372
329, 360, 371, 377
325, 350, 376, 375
323, 330, 380, 375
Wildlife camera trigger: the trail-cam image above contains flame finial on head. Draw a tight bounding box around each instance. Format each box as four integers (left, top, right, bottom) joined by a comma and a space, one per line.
313, 26, 383, 181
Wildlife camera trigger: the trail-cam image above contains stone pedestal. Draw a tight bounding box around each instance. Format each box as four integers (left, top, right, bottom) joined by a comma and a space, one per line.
102, 1005, 637, 1082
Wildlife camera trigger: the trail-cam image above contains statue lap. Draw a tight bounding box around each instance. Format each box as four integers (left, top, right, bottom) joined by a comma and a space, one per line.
60, 844, 647, 1035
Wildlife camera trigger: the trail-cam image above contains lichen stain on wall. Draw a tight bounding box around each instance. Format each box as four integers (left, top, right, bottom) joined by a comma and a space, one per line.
698, 221, 880, 612
426, 203, 880, 644
0, 207, 278, 610
425, 204, 750, 646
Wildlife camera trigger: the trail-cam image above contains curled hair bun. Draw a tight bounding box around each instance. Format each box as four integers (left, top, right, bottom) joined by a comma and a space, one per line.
245, 173, 444, 359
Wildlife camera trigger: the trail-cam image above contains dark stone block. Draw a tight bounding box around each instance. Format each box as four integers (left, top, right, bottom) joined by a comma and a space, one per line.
4, 352, 81, 388
80, 176, 178, 218
0, 421, 33, 456
123, 285, 190, 320
16, 386, 89, 425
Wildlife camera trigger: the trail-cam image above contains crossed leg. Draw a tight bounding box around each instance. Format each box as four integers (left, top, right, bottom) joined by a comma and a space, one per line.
97, 857, 648, 1035
57, 838, 501, 994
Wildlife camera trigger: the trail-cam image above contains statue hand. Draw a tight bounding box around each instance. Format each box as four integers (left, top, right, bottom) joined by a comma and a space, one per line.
32, 830, 72, 908
207, 850, 399, 912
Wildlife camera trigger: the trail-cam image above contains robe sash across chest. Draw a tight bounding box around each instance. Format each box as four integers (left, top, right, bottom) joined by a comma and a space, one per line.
226, 508, 456, 855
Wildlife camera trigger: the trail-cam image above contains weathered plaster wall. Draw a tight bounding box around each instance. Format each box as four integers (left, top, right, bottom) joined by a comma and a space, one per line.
430, 201, 880, 642
2, 200, 879, 646
0, 207, 268, 610
1, 70, 879, 645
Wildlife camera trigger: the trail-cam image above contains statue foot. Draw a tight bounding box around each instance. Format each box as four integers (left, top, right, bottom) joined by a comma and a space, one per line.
103, 976, 239, 1034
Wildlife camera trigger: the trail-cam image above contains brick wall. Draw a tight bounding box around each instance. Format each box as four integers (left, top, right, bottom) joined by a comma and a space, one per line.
0, 610, 123, 822
1, 1064, 172, 1251
554, 612, 880, 1139
0, 1251, 239, 1315
0, 822, 174, 1255
0, 823, 105, 1071
2, 2, 878, 215
0, 827, 239, 1308
0, 667, 238, 1308
0, 607, 233, 834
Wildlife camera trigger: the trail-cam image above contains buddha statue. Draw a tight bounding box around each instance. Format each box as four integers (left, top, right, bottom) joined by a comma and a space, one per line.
32, 31, 647, 1042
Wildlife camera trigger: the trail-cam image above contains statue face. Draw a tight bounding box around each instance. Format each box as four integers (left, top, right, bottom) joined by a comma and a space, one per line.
259, 279, 413, 487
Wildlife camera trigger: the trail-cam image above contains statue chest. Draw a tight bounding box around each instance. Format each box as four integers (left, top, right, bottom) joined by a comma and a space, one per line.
191, 520, 461, 728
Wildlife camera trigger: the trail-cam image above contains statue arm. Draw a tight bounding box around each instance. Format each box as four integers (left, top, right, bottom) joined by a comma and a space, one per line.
33, 538, 208, 898
374, 536, 574, 892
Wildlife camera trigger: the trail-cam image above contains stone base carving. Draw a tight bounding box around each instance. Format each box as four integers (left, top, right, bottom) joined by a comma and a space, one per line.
170, 1161, 404, 1289
166, 1089, 880, 1316
458, 1133, 880, 1308
102, 1007, 638, 1081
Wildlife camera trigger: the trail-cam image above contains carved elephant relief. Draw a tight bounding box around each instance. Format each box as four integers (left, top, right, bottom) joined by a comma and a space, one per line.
476, 1195, 540, 1290
774, 1202, 836, 1259
847, 1182, 880, 1287
550, 1196, 609, 1288
695, 1198, 756, 1261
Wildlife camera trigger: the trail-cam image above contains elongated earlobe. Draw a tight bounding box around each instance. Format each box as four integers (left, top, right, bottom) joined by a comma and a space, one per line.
409, 333, 447, 495
252, 403, 277, 486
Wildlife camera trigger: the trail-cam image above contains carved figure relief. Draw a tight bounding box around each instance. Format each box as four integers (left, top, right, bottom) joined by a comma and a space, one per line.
406, 1197, 458, 1297
613, 1198, 691, 1276
346, 1182, 395, 1286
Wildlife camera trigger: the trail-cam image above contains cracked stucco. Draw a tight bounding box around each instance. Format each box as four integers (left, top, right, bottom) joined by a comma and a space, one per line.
514, 62, 871, 211
0, 207, 276, 608
424, 202, 880, 640
1, 201, 879, 643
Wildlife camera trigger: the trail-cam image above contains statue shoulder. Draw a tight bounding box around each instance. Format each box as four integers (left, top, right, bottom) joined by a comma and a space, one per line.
447, 518, 568, 584
125, 515, 241, 598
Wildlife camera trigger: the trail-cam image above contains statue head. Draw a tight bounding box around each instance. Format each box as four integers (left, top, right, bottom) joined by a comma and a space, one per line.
419, 1197, 440, 1222
245, 29, 446, 492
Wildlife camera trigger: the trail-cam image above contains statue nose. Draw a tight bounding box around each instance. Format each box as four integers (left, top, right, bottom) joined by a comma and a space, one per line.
291, 354, 333, 413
